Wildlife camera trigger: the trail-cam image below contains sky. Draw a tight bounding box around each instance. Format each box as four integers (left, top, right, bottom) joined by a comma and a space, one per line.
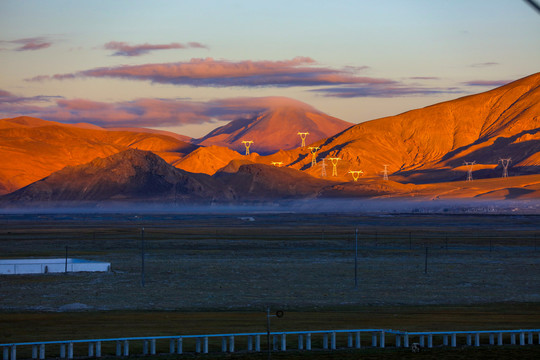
1, 0, 539, 138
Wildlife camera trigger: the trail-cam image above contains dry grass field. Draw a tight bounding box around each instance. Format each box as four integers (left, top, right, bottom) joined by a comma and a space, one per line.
1, 212, 539, 358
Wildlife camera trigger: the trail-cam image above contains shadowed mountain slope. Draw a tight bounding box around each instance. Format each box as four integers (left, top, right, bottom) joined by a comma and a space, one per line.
1, 149, 233, 203
194, 97, 353, 154
0, 117, 197, 195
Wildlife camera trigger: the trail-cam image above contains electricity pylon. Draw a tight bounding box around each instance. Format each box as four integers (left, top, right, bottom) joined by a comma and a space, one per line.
321, 158, 327, 177
242, 140, 253, 155
348, 170, 364, 182
308, 146, 320, 167
297, 132, 309, 148
271, 161, 283, 167
464, 161, 476, 181
499, 158, 511, 178
328, 157, 341, 176
382, 164, 389, 181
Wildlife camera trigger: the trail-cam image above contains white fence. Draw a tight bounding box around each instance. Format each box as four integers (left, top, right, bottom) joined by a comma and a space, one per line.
0, 259, 110, 275
1, 328, 539, 360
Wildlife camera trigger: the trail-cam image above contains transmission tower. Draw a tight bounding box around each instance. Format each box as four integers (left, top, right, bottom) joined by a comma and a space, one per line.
382, 164, 389, 181
271, 161, 283, 167
308, 146, 320, 167
328, 157, 341, 176
321, 158, 327, 177
297, 132, 309, 148
498, 158, 511, 178
242, 140, 253, 155
348, 170, 364, 182
464, 161, 476, 181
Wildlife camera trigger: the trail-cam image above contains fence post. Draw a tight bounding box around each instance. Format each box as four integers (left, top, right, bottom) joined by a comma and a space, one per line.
298, 334, 303, 350
203, 337, 208, 353
143, 340, 148, 355
396, 335, 401, 348
255, 335, 261, 352
331, 332, 336, 350
229, 335, 235, 353
404, 333, 409, 348
427, 334, 432, 348
169, 339, 175, 353
497, 332, 503, 345
528, 332, 533, 344
150, 339, 156, 355
419, 335, 424, 347
451, 334, 456, 347
466, 334, 472, 346
323, 333, 328, 349
221, 337, 227, 352
39, 345, 45, 360
489, 333, 494, 345
122, 340, 128, 357
247, 335, 253, 351
306, 333, 312, 350
176, 338, 183, 355
380, 331, 385, 348
10, 347, 15, 360
60, 344, 66, 358
195, 338, 201, 353
96, 342, 101, 357
356, 331, 361, 348
511, 333, 516, 345
371, 332, 377, 347
68, 342, 74, 359
32, 345, 38, 359
475, 333, 480, 347
347, 333, 353, 348
443, 335, 448, 346
3, 346, 8, 360
115, 341, 121, 356
520, 332, 525, 345
281, 334, 287, 351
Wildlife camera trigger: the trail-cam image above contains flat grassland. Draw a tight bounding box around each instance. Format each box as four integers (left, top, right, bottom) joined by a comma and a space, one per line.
1, 212, 539, 359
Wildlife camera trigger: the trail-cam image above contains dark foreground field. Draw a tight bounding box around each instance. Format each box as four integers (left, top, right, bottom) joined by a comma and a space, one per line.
1, 212, 539, 358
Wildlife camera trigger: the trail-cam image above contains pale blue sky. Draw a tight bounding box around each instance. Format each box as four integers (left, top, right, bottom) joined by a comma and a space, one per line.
1, 0, 539, 137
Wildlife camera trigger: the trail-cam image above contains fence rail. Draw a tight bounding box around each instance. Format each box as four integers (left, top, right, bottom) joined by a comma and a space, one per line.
2, 328, 539, 360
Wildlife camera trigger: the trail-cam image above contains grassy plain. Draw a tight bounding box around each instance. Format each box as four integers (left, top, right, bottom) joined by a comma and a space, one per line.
0, 212, 539, 358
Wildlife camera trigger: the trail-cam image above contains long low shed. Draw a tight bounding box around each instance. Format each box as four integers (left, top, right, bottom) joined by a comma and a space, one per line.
0, 258, 111, 275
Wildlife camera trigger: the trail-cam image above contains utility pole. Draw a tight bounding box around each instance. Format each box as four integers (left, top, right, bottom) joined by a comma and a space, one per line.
297, 132, 309, 148
464, 161, 476, 181
242, 140, 254, 155
328, 157, 341, 176
382, 165, 389, 181
308, 146, 320, 167
499, 158, 511, 178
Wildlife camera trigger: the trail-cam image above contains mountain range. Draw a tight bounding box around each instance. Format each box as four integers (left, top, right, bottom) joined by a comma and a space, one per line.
0, 72, 538, 203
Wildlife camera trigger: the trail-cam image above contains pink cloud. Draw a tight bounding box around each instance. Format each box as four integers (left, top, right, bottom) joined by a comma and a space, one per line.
104, 41, 208, 56
6, 37, 52, 51
463, 79, 511, 87
27, 57, 392, 88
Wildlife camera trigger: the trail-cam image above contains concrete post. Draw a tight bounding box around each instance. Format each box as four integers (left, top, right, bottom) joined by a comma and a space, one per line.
203, 337, 208, 353
380, 331, 385, 348
497, 332, 503, 345
176, 338, 183, 354
427, 334, 432, 348
281, 334, 287, 351
511, 333, 516, 345
528, 332, 533, 344
520, 332, 525, 345
298, 334, 303, 350
122, 341, 128, 357
229, 335, 235, 353
3, 347, 8, 360
419, 336, 424, 347
331, 332, 336, 350
68, 342, 74, 359
475, 333, 480, 347
96, 342, 101, 357
88, 343, 94, 357
143, 340, 148, 355
371, 332, 377, 347
467, 334, 472, 346
348, 333, 353, 347
32, 345, 38, 359
169, 339, 175, 353
306, 333, 312, 350
255, 335, 261, 351
404, 334, 409, 348
39, 345, 45, 360
247, 335, 253, 351
323, 333, 328, 349
195, 338, 201, 353
150, 339, 156, 355
60, 344, 66, 358
273, 335, 278, 350
396, 335, 401, 348
489, 333, 494, 345
451, 334, 457, 347
10, 347, 15, 360
356, 331, 361, 348
115, 341, 121, 356
221, 337, 227, 352
443, 335, 448, 346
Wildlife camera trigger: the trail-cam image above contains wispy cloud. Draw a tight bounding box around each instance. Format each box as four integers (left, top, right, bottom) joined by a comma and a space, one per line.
0, 91, 316, 128
311, 85, 465, 98
462, 79, 511, 87
104, 41, 208, 56
27, 57, 393, 88
470, 62, 499, 68
0, 37, 53, 51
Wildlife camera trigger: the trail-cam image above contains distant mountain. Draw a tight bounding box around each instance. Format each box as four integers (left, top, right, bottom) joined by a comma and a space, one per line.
1, 149, 233, 203
0, 117, 197, 195
287, 72, 540, 183
104, 126, 192, 142
194, 97, 353, 154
